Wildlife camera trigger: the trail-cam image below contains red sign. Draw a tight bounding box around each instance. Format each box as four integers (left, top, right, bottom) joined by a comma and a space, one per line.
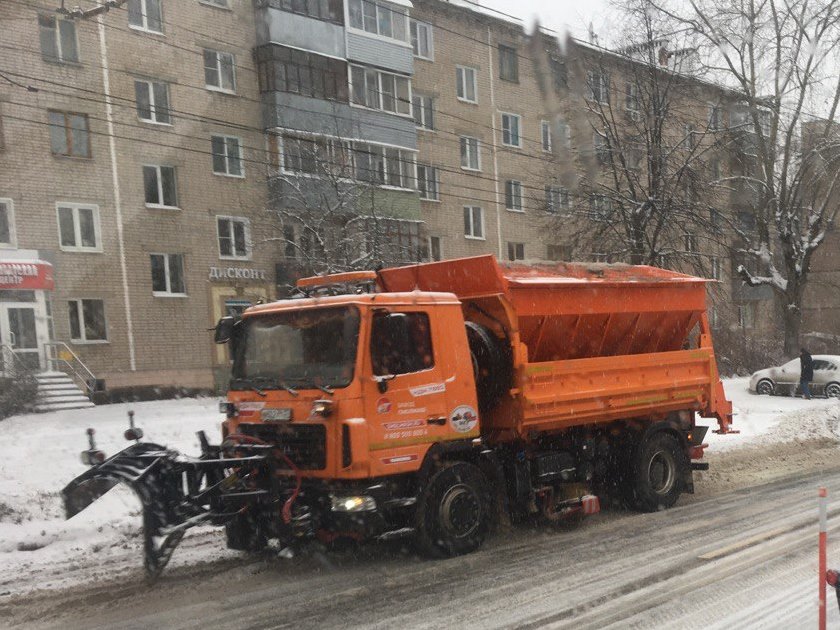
0, 260, 54, 290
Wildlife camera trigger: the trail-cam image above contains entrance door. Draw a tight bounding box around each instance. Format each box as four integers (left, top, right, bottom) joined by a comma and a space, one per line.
0, 305, 41, 372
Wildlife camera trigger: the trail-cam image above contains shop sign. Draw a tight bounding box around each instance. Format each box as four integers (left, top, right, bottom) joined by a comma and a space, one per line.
0, 260, 54, 290
209, 266, 267, 282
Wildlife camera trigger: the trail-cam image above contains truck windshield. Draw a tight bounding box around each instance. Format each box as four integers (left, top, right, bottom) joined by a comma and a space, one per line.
232, 306, 360, 390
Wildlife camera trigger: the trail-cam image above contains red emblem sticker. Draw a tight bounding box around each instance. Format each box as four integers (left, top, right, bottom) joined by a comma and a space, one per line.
376, 397, 392, 414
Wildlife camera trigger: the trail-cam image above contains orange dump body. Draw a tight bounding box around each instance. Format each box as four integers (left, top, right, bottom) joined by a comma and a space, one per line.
379, 255, 733, 443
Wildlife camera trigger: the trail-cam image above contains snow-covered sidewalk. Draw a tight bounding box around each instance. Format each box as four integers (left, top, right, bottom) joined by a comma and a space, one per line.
0, 379, 837, 596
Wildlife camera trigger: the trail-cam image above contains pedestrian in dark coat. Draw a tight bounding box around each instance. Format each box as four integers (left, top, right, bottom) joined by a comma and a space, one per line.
800, 348, 814, 399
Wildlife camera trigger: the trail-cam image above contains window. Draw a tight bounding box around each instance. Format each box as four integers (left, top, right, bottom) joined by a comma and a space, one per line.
546, 186, 570, 214
428, 236, 442, 261
591, 252, 610, 263
593, 132, 610, 164
505, 180, 523, 211
217, 216, 250, 260
737, 303, 755, 329
0, 198, 15, 248
463, 206, 484, 239
56, 203, 101, 252
371, 311, 433, 376
501, 113, 521, 147
211, 135, 243, 177
683, 124, 697, 150
411, 20, 433, 59
625, 81, 639, 110
557, 118, 571, 148
39, 14, 78, 63
283, 225, 296, 259
456, 66, 477, 103
0, 102, 5, 151
202, 0, 228, 6
143, 165, 178, 208
460, 136, 480, 170
204, 49, 236, 93
270, 0, 344, 23
709, 105, 723, 130
624, 146, 642, 171
350, 65, 411, 115
710, 256, 722, 280
354, 143, 415, 189
541, 120, 552, 152
134, 80, 171, 124
417, 164, 439, 200
255, 45, 348, 101
590, 194, 612, 220
413, 94, 434, 129
348, 0, 408, 42
507, 242, 525, 261
710, 158, 721, 181
150, 253, 186, 296
710, 207, 722, 229
48, 111, 90, 158
68, 299, 107, 342
547, 244, 571, 261
128, 0, 163, 33
499, 45, 518, 82
684, 233, 698, 253
587, 70, 609, 104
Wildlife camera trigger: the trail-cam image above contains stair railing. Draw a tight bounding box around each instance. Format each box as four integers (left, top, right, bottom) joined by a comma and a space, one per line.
0, 343, 29, 377
43, 342, 98, 396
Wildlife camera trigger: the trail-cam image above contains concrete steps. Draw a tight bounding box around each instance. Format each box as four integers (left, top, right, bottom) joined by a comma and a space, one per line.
34, 372, 94, 412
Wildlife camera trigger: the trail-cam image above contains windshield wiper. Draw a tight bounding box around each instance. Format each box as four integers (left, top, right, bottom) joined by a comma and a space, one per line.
314, 383, 334, 396
277, 380, 299, 397
231, 378, 266, 397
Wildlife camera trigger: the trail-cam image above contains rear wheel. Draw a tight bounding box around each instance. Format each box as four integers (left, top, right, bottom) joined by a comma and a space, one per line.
756, 379, 775, 396
415, 462, 491, 557
827, 382, 840, 398
225, 511, 267, 552
465, 322, 510, 412
626, 433, 687, 512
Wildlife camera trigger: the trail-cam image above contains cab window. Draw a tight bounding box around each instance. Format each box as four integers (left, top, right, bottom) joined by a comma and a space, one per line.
370, 311, 434, 376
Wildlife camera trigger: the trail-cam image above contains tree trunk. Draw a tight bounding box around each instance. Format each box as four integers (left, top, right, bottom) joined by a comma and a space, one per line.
782, 301, 802, 357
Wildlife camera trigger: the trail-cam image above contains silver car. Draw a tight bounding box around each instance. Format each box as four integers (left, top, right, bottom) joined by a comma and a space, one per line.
749, 355, 840, 397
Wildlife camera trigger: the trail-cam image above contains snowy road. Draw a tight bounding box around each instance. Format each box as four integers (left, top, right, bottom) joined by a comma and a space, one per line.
6, 466, 840, 629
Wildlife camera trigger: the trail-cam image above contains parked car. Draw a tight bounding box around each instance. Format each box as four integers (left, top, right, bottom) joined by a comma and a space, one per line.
749, 355, 840, 397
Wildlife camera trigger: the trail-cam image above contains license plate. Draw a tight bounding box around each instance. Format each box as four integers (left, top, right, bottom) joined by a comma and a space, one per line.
261, 408, 292, 422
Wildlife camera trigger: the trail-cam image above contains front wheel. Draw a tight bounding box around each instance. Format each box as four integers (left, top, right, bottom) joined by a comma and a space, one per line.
626, 432, 687, 512
756, 379, 775, 396
415, 462, 491, 558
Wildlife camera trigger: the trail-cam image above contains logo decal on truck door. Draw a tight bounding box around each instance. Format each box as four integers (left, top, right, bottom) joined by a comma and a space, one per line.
449, 405, 478, 433
376, 397, 392, 414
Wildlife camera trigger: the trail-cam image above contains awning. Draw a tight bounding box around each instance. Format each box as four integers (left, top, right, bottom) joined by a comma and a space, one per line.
0, 260, 55, 290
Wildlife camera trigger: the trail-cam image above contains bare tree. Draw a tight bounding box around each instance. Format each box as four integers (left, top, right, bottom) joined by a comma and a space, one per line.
656, 0, 840, 354
562, 4, 728, 275
264, 131, 424, 289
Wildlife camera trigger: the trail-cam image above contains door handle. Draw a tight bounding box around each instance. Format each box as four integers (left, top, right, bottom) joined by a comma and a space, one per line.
8, 331, 16, 348
426, 417, 446, 426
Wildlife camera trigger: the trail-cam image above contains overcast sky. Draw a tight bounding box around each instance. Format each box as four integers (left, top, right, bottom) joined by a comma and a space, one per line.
476, 0, 614, 41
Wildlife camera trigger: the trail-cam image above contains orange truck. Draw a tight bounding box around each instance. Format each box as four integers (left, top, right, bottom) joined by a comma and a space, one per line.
63, 255, 733, 575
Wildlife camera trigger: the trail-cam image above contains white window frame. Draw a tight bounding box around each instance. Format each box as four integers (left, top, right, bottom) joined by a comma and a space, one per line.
507, 241, 525, 261
463, 205, 485, 240
347, 0, 410, 44
738, 303, 756, 329
625, 82, 639, 113
413, 94, 434, 130
587, 70, 609, 104
39, 14, 79, 63
211, 134, 245, 178
352, 141, 417, 190
150, 253, 187, 297
456, 66, 478, 104
557, 118, 571, 148
134, 79, 171, 125
216, 215, 252, 261
203, 49, 236, 94
410, 19, 434, 60
0, 198, 17, 249
200, 0, 229, 7
505, 179, 523, 212
55, 202, 102, 253
128, 0, 163, 34
428, 235, 442, 261
540, 120, 552, 152
460, 136, 481, 171
417, 164, 440, 201
546, 186, 571, 215
684, 232, 698, 253
501, 113, 522, 148
349, 65, 413, 117
67, 298, 109, 344
710, 256, 722, 280
708, 104, 723, 130
143, 165, 178, 209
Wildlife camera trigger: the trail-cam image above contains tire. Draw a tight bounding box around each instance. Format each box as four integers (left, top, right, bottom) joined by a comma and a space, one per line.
626, 432, 687, 512
465, 322, 511, 412
827, 382, 840, 399
756, 379, 775, 396
415, 462, 491, 558
225, 512, 267, 552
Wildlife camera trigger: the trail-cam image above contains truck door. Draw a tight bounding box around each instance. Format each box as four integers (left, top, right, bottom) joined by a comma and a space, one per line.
364, 309, 452, 472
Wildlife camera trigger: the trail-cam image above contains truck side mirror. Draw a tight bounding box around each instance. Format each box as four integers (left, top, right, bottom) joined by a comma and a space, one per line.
214, 316, 236, 344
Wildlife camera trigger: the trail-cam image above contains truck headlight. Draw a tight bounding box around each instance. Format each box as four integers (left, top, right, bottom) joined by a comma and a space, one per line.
330, 495, 376, 512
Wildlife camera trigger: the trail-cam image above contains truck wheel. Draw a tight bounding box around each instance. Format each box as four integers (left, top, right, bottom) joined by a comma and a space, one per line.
466, 322, 510, 412
225, 512, 267, 552
415, 462, 491, 558
627, 433, 687, 512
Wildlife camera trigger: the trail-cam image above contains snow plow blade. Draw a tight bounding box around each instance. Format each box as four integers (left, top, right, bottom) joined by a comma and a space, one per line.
62, 440, 270, 579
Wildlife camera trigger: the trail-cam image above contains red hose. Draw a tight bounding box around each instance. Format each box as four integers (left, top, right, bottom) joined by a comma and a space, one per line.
224, 433, 302, 525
